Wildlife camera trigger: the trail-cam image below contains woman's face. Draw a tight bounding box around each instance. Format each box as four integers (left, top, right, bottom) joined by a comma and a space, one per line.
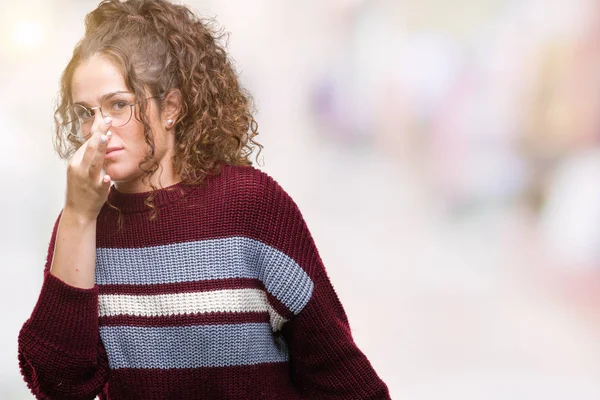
70, 54, 177, 193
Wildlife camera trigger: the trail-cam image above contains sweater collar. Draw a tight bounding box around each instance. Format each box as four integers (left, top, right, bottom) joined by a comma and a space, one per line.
107, 180, 195, 214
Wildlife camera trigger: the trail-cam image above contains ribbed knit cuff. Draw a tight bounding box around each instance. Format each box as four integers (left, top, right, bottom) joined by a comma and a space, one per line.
25, 271, 99, 356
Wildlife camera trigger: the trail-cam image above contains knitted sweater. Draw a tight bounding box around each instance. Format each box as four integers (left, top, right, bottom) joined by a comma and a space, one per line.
18, 164, 390, 400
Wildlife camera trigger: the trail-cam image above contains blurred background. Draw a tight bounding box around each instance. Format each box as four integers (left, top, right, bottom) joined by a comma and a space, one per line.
2, 0, 600, 398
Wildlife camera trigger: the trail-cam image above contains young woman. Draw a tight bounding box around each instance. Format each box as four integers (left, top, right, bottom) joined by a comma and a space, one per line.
18, 0, 390, 398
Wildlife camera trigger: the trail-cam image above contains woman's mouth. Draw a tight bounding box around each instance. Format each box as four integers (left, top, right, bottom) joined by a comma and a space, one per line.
105, 147, 123, 158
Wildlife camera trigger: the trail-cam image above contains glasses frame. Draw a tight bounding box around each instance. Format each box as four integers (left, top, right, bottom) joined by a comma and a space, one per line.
66, 93, 160, 140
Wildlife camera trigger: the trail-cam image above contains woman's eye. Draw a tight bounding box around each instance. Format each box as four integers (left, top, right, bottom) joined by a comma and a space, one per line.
79, 109, 94, 119
110, 100, 129, 112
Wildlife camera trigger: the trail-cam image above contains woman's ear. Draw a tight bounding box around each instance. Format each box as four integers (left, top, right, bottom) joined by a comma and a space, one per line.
161, 89, 182, 129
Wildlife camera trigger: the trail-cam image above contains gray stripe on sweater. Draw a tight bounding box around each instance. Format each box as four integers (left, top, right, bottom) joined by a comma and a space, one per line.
99, 323, 289, 369
96, 236, 313, 314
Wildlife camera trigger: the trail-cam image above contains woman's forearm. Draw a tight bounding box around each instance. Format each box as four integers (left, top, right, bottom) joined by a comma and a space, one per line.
49, 207, 98, 289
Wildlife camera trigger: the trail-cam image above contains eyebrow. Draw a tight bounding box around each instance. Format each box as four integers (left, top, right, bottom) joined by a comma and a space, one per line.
73, 90, 131, 107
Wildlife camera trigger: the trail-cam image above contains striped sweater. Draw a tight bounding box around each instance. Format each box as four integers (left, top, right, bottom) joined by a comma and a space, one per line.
18, 164, 390, 399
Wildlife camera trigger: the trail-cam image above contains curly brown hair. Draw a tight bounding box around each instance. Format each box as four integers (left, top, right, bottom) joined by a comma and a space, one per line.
54, 0, 262, 219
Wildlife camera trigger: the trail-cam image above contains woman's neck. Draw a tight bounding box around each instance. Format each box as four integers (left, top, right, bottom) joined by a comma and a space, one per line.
113, 171, 182, 194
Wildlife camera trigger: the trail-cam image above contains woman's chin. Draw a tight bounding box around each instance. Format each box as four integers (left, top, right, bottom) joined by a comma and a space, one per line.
103, 166, 136, 183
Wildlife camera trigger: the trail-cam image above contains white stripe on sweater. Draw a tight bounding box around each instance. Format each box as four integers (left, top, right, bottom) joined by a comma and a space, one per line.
99, 288, 288, 331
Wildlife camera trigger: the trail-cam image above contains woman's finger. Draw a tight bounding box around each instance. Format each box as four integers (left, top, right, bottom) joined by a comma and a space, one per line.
99, 173, 112, 189
86, 117, 112, 180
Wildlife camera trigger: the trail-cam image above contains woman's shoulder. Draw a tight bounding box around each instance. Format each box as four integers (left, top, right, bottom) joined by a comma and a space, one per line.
215, 165, 310, 247
215, 164, 288, 200
206, 164, 304, 223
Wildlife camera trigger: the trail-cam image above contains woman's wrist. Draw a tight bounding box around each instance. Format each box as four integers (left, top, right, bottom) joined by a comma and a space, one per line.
61, 206, 99, 226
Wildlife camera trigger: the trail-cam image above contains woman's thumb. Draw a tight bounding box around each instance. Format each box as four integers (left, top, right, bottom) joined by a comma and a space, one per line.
101, 174, 111, 188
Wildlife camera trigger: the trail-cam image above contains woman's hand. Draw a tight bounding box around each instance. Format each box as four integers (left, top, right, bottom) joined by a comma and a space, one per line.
64, 116, 113, 221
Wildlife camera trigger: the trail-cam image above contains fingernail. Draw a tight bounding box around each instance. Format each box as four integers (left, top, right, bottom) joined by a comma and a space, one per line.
107, 131, 112, 137
103, 175, 111, 183
104, 117, 112, 125
100, 135, 107, 144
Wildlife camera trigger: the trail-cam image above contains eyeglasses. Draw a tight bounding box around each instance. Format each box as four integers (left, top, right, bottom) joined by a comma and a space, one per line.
66, 92, 157, 140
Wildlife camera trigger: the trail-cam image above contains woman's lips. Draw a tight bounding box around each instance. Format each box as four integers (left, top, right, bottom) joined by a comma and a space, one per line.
105, 148, 123, 158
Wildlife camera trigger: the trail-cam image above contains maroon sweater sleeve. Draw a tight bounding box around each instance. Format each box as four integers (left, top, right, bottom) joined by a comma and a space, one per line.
18, 212, 109, 400
248, 170, 391, 399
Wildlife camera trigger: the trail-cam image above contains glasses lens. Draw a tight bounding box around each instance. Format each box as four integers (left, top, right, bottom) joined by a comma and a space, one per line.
102, 95, 133, 127
64, 119, 82, 140
66, 105, 91, 140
